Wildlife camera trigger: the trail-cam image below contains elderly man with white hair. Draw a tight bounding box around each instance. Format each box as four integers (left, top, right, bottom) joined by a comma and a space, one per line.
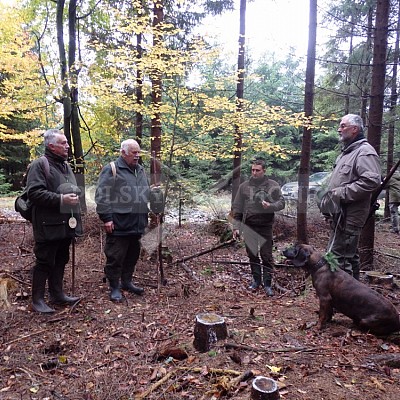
95, 139, 150, 302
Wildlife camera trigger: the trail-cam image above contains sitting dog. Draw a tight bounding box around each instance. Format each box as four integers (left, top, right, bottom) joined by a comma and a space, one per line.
283, 244, 400, 335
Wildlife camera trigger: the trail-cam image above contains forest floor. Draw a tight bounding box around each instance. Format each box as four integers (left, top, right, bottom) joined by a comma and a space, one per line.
1, 199, 400, 400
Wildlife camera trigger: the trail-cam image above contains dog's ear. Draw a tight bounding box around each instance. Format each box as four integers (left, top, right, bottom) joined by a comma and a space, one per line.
292, 246, 310, 267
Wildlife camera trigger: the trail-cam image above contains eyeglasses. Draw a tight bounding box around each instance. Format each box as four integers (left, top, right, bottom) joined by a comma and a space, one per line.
339, 123, 355, 129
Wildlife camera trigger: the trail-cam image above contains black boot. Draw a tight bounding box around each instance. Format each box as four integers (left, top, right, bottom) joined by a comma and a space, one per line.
49, 265, 80, 305
109, 279, 123, 302
32, 269, 55, 314
248, 263, 262, 290
263, 276, 274, 296
352, 265, 360, 281
121, 274, 144, 295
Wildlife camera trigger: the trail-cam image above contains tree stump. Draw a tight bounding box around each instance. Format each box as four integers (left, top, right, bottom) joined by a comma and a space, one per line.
366, 271, 394, 286
193, 313, 227, 352
251, 376, 280, 400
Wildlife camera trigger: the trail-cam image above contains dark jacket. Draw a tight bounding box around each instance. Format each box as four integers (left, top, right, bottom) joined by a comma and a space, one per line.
95, 156, 150, 236
232, 175, 285, 229
27, 149, 82, 242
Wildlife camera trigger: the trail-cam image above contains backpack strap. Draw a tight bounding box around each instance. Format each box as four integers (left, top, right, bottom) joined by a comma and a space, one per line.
21, 155, 50, 187
110, 161, 117, 180
40, 156, 50, 181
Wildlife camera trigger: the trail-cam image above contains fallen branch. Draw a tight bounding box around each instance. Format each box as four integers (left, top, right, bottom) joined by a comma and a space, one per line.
373, 250, 400, 260
2, 329, 48, 347
365, 353, 400, 368
175, 239, 236, 264
224, 342, 316, 353
227, 369, 255, 389
3, 272, 28, 286
86, 357, 122, 373
134, 366, 243, 399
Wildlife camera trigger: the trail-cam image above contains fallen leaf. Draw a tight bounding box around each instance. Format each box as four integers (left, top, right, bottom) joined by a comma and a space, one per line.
267, 365, 282, 374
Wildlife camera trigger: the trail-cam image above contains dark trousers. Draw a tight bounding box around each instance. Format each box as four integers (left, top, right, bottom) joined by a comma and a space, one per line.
389, 202, 400, 232
327, 222, 361, 279
242, 224, 274, 283
34, 238, 71, 275
104, 235, 141, 281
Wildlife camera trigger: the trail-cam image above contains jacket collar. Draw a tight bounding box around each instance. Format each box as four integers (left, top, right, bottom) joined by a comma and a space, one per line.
342, 138, 367, 154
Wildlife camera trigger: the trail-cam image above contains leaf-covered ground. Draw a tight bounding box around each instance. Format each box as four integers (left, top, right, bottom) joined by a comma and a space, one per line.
1, 205, 400, 400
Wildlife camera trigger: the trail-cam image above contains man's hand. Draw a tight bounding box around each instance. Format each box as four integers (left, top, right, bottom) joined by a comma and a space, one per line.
233, 229, 241, 240
62, 193, 80, 206
330, 187, 344, 202
261, 200, 271, 209
104, 221, 114, 234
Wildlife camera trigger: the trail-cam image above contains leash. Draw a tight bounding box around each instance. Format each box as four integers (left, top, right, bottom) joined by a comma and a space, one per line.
327, 212, 342, 253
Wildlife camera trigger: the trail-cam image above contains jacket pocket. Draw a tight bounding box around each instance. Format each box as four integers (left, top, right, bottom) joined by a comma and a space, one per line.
41, 221, 68, 241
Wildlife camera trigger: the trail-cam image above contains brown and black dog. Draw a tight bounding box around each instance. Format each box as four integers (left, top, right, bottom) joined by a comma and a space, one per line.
283, 244, 400, 335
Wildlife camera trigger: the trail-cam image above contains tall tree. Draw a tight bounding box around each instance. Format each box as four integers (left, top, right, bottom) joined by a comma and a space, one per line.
360, 0, 390, 268
55, 0, 86, 209
150, 0, 164, 186
297, 0, 317, 243
231, 0, 246, 203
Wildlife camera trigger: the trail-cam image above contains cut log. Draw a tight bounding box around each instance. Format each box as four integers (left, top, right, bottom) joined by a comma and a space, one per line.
193, 313, 227, 352
251, 376, 280, 400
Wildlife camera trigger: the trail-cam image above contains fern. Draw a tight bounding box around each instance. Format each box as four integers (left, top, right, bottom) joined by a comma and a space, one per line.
324, 252, 339, 272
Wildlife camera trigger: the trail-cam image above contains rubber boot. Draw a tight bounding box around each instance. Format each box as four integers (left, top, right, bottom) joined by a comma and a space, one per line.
352, 265, 360, 281
49, 265, 80, 305
121, 273, 144, 296
248, 263, 262, 290
32, 269, 55, 314
109, 279, 123, 302
263, 268, 274, 297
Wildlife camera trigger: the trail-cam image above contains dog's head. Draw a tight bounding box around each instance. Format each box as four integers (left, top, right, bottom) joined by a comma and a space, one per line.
283, 244, 315, 268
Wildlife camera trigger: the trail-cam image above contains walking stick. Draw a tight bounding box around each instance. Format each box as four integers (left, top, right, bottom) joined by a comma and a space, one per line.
367, 158, 400, 221
71, 237, 76, 294
151, 151, 167, 286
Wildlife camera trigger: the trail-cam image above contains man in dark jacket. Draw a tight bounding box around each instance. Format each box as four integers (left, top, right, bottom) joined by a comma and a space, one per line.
27, 129, 82, 313
232, 159, 285, 296
95, 139, 150, 302
323, 114, 381, 279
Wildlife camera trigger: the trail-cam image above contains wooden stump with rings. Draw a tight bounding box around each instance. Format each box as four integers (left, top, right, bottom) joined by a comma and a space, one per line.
251, 376, 280, 399
193, 313, 228, 352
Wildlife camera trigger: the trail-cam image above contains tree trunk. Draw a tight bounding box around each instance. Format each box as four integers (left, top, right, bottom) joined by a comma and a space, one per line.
136, 31, 144, 146
360, 6, 373, 123
68, 0, 86, 212
385, 0, 400, 218
193, 313, 227, 352
360, 0, 390, 268
251, 376, 280, 400
297, 0, 317, 244
344, 23, 354, 115
150, 0, 163, 186
56, 0, 71, 147
231, 0, 246, 204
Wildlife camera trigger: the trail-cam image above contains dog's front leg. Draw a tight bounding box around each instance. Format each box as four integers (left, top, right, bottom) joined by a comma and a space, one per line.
316, 294, 333, 330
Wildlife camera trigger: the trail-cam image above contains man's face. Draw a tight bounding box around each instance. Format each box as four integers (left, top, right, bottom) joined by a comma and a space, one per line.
251, 164, 265, 179
49, 134, 69, 160
123, 144, 141, 166
338, 117, 358, 145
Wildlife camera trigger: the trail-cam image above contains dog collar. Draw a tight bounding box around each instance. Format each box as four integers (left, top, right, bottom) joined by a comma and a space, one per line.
314, 257, 328, 270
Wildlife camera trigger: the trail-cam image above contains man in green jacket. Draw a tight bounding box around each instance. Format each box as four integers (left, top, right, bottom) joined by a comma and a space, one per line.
27, 129, 82, 313
388, 170, 400, 234
323, 114, 381, 279
232, 159, 285, 296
